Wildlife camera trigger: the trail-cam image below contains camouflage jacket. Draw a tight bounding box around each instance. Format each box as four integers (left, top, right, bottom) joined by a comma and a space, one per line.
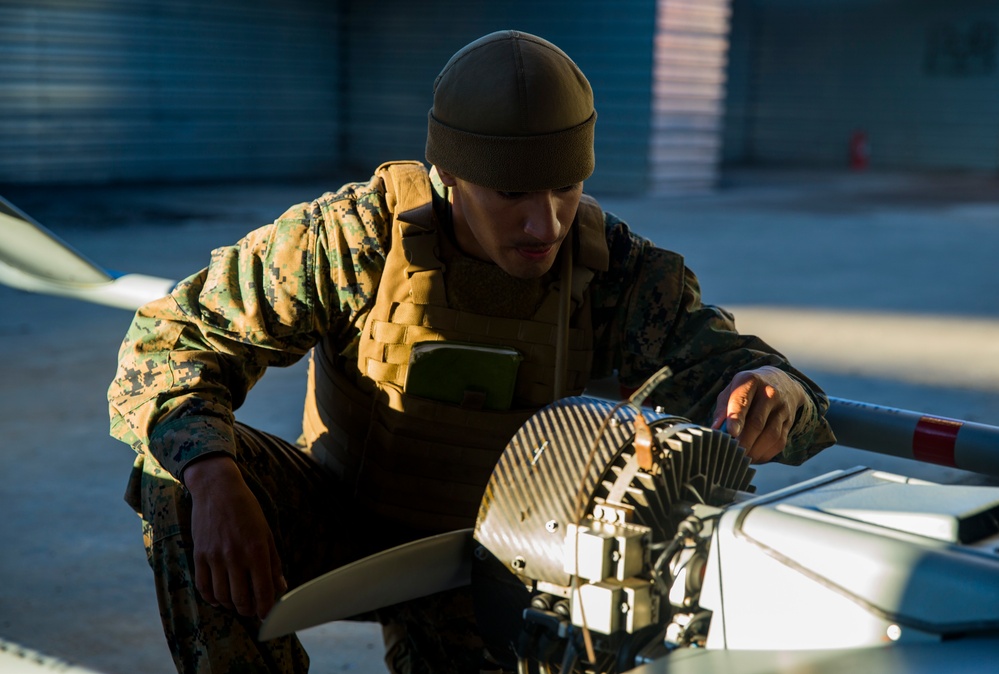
108, 168, 836, 485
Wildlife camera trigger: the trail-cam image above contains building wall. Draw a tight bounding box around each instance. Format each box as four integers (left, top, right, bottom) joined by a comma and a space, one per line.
0, 0, 663, 193
0, 0, 341, 184
724, 0, 999, 171
6, 1, 993, 188
336, 0, 658, 194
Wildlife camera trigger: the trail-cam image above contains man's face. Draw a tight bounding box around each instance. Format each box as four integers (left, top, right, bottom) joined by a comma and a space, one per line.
439, 169, 583, 279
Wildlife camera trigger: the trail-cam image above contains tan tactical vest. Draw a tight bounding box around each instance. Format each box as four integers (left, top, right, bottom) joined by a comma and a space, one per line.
302, 161, 609, 534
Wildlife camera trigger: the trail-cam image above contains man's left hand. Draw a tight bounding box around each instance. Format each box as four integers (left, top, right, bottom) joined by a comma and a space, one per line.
711, 365, 807, 463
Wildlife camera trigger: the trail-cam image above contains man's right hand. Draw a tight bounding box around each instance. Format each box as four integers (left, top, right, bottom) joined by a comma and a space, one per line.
183, 455, 288, 620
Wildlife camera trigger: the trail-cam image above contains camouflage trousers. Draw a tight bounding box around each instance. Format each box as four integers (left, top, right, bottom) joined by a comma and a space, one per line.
137, 422, 490, 673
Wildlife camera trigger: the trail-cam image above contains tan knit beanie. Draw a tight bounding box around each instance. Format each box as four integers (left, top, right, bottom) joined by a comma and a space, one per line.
426, 30, 596, 192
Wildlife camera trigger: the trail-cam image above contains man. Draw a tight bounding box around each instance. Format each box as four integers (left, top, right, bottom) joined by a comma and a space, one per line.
109, 30, 834, 673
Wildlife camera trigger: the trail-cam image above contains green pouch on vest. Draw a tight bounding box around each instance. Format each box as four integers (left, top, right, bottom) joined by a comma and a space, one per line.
405, 341, 523, 411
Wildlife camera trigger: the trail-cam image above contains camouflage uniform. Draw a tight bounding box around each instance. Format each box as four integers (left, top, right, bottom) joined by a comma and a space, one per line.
109, 166, 835, 673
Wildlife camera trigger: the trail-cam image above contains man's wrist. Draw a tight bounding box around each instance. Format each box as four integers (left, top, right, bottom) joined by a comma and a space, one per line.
181, 453, 241, 495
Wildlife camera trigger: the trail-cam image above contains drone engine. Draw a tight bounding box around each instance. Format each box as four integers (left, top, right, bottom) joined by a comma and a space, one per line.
471, 396, 755, 672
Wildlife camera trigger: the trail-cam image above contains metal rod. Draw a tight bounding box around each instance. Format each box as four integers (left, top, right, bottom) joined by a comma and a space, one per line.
827, 396, 999, 478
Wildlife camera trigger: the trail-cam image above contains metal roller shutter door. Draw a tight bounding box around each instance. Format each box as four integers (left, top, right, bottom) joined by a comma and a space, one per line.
0, 0, 341, 184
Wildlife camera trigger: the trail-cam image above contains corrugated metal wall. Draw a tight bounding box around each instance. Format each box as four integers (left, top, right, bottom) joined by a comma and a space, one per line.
7, 0, 995, 188
1, 0, 660, 193
337, 0, 659, 195
3, 0, 736, 194
649, 0, 732, 194
724, 0, 999, 171
0, 0, 340, 184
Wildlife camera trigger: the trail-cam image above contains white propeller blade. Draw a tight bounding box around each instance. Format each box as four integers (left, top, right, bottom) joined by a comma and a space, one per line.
0, 195, 175, 310
259, 528, 474, 640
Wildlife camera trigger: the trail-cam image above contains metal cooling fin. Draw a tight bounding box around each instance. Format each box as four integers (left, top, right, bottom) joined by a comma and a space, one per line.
472, 396, 755, 673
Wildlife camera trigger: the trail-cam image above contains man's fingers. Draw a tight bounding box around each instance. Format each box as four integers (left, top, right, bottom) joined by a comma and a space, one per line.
195, 551, 283, 619
194, 557, 217, 607
249, 565, 275, 621
245, 540, 286, 620
210, 561, 235, 611
736, 381, 778, 450
227, 566, 257, 617
735, 404, 765, 453
741, 391, 793, 462
723, 377, 757, 438
264, 546, 288, 619
711, 383, 733, 429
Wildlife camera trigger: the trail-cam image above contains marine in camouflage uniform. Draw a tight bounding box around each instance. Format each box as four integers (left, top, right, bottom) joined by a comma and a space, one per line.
108, 31, 835, 674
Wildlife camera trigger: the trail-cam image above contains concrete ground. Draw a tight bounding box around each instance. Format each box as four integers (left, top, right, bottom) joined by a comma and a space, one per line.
1, 167, 998, 673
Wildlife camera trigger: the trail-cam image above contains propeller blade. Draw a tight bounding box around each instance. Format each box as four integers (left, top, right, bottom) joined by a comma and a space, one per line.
259, 528, 475, 641
0, 194, 175, 310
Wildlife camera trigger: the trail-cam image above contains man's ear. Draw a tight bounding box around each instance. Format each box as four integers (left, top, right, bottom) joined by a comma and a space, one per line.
436, 167, 458, 187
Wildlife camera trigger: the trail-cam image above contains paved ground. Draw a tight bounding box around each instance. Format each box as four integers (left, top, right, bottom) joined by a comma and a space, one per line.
1, 167, 998, 672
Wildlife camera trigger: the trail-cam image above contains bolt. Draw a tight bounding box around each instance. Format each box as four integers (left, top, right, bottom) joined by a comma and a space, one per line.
512, 556, 527, 571
545, 519, 559, 533
531, 594, 553, 610
620, 602, 631, 613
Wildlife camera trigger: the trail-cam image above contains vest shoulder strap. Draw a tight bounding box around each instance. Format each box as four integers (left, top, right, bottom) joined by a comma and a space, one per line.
375, 161, 445, 304
375, 161, 435, 233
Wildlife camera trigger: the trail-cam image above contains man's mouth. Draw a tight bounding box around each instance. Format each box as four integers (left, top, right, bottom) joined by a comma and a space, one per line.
516, 243, 556, 261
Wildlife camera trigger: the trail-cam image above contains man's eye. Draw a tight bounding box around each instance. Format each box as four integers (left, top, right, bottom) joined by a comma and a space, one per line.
497, 185, 578, 199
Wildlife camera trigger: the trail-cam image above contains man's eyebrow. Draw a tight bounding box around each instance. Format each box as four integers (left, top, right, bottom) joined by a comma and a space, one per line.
500, 184, 579, 197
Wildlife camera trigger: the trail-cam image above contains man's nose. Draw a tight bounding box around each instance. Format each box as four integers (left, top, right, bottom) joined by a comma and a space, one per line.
523, 192, 561, 243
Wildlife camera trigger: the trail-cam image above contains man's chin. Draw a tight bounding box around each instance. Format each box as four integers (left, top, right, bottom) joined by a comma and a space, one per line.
500, 258, 557, 280
503, 244, 564, 278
